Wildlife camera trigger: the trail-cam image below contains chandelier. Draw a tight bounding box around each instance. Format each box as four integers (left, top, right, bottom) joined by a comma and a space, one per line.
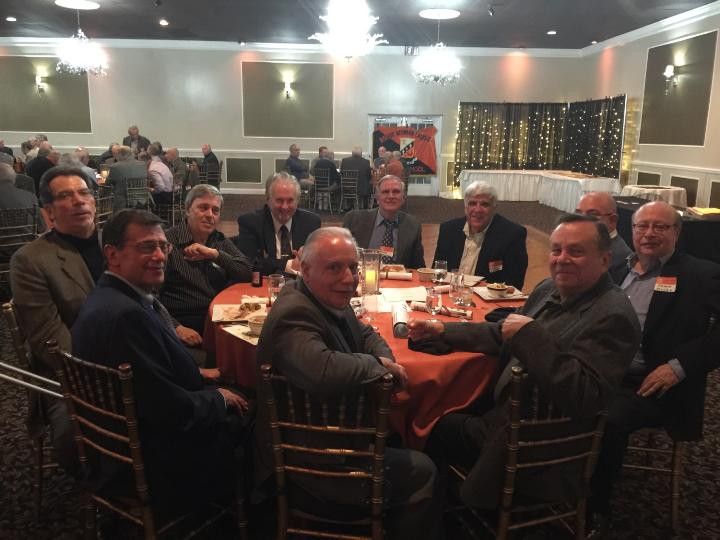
56, 11, 108, 75
412, 16, 461, 86
309, 0, 387, 60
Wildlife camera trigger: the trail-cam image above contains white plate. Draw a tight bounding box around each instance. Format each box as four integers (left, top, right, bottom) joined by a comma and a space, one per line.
473, 286, 528, 302
212, 303, 267, 322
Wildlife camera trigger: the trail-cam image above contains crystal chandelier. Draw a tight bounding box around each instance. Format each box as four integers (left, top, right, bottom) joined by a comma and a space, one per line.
412, 18, 461, 86
56, 11, 108, 75
309, 0, 387, 60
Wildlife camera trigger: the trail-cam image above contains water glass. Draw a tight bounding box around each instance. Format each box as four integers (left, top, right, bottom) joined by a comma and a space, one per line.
457, 284, 474, 308
268, 273, 285, 305
449, 271, 464, 305
432, 260, 448, 285
425, 288, 442, 321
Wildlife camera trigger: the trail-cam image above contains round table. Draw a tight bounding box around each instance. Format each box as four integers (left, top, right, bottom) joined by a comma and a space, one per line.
204, 274, 526, 449
620, 184, 687, 207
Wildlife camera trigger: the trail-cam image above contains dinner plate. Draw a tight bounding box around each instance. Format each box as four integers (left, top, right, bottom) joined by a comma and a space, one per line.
472, 286, 528, 302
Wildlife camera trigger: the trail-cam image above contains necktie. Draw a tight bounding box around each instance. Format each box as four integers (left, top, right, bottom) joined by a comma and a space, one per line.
381, 219, 396, 264
280, 225, 292, 258
151, 297, 176, 333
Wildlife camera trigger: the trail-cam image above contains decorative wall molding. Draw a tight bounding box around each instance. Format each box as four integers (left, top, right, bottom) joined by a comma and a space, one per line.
629, 159, 720, 206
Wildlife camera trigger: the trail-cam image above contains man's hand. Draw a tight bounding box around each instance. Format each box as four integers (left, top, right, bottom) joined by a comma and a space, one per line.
200, 368, 221, 381
284, 247, 303, 274
379, 357, 408, 390
183, 243, 218, 261
407, 319, 444, 341
218, 388, 249, 412
176, 324, 203, 346
501, 314, 534, 341
638, 364, 680, 398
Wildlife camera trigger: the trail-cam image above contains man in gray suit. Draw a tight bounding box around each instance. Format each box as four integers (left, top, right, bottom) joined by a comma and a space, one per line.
342, 175, 425, 269
408, 214, 641, 509
107, 145, 148, 211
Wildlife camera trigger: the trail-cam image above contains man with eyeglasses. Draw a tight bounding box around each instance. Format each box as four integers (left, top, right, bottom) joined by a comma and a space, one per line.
71, 209, 251, 511
588, 201, 720, 537
576, 191, 632, 276
10, 166, 102, 476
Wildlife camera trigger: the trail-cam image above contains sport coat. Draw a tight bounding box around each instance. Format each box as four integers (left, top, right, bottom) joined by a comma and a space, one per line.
235, 205, 321, 275
342, 208, 425, 269
107, 158, 149, 211
340, 154, 373, 197
434, 214, 528, 288
14, 173, 36, 196
611, 252, 720, 440
122, 134, 151, 153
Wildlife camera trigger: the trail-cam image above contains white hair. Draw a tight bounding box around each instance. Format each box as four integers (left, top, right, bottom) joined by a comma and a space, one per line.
463, 181, 498, 205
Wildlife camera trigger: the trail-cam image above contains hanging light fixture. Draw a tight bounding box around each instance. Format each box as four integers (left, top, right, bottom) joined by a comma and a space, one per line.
56, 10, 108, 75
309, 0, 387, 60
412, 12, 461, 86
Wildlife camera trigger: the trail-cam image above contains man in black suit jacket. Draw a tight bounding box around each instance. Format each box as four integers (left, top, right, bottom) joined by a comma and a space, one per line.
71, 209, 249, 510
121, 125, 150, 155
589, 201, 720, 529
343, 175, 425, 269
434, 181, 527, 288
235, 172, 321, 276
341, 146, 373, 209
25, 143, 59, 196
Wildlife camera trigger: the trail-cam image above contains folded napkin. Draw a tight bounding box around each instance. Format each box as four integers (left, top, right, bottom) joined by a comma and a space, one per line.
432, 284, 451, 293
241, 295, 270, 304
222, 324, 259, 345
409, 301, 472, 319
382, 270, 413, 281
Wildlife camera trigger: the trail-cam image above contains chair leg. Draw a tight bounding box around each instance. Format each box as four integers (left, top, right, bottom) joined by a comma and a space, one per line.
237, 496, 248, 540
84, 496, 97, 540
670, 442, 684, 532
33, 436, 44, 522
496, 508, 510, 540
575, 499, 587, 540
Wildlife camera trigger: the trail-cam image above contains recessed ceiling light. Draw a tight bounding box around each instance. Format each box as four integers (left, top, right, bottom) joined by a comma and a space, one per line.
159, 18, 169, 26
5, 16, 17, 22
591, 40, 598, 44
54, 0, 100, 10
239, 41, 246, 46
419, 8, 461, 20
546, 30, 557, 36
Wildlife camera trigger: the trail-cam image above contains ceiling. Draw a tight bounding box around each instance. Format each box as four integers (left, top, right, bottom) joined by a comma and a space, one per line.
1, 0, 717, 49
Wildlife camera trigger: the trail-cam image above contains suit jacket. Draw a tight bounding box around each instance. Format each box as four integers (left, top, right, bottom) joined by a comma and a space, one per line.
440, 274, 640, 508
107, 158, 148, 211
341, 155, 373, 197
25, 156, 54, 195
611, 252, 720, 441
434, 214, 528, 289
343, 209, 425, 269
72, 274, 238, 508
235, 205, 321, 275
122, 135, 150, 153
312, 157, 340, 185
0, 183, 40, 262
14, 173, 36, 196
609, 233, 632, 278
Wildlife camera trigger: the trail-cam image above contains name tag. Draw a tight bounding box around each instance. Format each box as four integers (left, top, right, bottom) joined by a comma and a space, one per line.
488, 260, 503, 273
654, 276, 677, 293
379, 245, 394, 258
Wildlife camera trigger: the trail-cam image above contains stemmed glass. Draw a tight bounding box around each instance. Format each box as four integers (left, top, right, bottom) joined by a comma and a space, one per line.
432, 260, 448, 286
425, 288, 442, 322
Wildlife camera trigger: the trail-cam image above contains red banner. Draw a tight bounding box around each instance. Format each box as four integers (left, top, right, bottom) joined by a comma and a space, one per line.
372, 126, 438, 175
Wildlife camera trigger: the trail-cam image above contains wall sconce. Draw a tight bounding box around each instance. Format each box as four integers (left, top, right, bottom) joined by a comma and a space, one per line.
283, 80, 292, 100
663, 64, 678, 95
35, 74, 47, 93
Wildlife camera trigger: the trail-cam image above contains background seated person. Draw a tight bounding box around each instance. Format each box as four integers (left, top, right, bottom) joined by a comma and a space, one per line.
285, 143, 314, 187
434, 181, 528, 289
160, 184, 252, 336
147, 143, 173, 206
235, 172, 321, 276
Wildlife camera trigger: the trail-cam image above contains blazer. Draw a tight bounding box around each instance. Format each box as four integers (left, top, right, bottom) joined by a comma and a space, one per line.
235, 205, 321, 275
107, 158, 149, 211
342, 209, 425, 269
434, 214, 528, 289
72, 274, 238, 508
14, 173, 37, 196
340, 155, 373, 197
611, 252, 720, 441
121, 134, 151, 153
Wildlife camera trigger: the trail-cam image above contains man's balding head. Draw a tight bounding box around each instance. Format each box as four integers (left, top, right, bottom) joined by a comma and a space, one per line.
576, 192, 619, 233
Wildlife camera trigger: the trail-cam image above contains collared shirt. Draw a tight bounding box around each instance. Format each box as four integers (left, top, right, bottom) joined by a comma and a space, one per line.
459, 216, 493, 275
620, 251, 685, 380
368, 211, 398, 253
271, 215, 294, 260
285, 155, 309, 180
148, 156, 173, 193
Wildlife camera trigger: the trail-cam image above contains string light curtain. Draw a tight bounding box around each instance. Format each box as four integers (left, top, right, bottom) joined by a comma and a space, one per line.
565, 95, 626, 179
453, 102, 567, 178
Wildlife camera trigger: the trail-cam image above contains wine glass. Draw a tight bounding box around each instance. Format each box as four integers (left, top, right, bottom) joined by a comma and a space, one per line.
267, 273, 285, 305
432, 260, 448, 286
425, 288, 442, 322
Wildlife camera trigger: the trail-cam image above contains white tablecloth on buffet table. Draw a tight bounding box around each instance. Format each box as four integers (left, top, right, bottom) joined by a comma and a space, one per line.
458, 169, 621, 213
620, 185, 687, 208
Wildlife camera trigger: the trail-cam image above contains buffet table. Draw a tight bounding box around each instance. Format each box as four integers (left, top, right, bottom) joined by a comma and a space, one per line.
457, 169, 620, 213
619, 184, 688, 208
203, 274, 526, 449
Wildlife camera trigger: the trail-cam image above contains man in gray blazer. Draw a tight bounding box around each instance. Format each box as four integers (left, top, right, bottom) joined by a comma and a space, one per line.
408, 214, 641, 509
107, 145, 148, 211
342, 175, 425, 269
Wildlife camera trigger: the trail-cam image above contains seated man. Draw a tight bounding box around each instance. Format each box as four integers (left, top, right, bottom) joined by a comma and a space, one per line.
434, 181, 527, 288
285, 143, 314, 187
589, 201, 720, 534
576, 191, 632, 276
409, 214, 640, 509
122, 124, 150, 155
235, 172, 321, 276
164, 147, 188, 188
343, 175, 425, 269
71, 209, 249, 510
311, 149, 340, 187
254, 227, 441, 539
199, 144, 221, 187
147, 143, 174, 206
160, 185, 252, 335
341, 145, 373, 209
107, 146, 149, 211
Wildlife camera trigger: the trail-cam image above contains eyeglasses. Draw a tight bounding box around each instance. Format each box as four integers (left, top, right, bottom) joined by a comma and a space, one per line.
126, 241, 174, 254
53, 188, 94, 201
632, 222, 675, 234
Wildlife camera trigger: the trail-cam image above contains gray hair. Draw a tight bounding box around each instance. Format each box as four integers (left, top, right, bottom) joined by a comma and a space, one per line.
58, 153, 83, 168
37, 146, 52, 159
74, 146, 90, 164
185, 184, 223, 210
265, 171, 300, 200
351, 145, 362, 156
0, 163, 16, 183
116, 146, 133, 160
0, 152, 13, 166
463, 181, 498, 206
147, 143, 162, 157
300, 227, 358, 264
376, 174, 405, 193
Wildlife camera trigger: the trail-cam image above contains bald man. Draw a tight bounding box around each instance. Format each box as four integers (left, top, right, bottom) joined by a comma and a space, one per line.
576, 191, 632, 275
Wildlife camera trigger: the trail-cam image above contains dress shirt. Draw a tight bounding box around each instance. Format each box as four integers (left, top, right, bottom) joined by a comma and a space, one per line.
271, 215, 294, 259
620, 251, 685, 380
148, 156, 173, 193
458, 218, 492, 275
368, 211, 398, 252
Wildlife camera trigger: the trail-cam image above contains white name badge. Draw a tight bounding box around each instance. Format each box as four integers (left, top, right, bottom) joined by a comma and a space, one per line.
654, 276, 677, 293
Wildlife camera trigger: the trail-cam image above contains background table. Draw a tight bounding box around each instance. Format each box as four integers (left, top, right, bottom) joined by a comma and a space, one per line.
620, 184, 687, 208
204, 275, 525, 449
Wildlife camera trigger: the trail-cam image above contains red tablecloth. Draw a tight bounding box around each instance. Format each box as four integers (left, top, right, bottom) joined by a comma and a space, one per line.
204, 274, 525, 449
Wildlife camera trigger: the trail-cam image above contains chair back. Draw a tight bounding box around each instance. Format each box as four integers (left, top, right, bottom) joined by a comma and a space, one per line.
260, 364, 393, 540
0, 207, 38, 299
313, 169, 331, 190
125, 177, 151, 209
199, 161, 223, 187
94, 185, 114, 230
341, 169, 359, 193
155, 187, 184, 228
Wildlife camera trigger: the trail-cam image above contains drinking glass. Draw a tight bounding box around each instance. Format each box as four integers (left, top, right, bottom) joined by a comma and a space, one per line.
432, 260, 448, 285
268, 273, 285, 305
458, 284, 474, 308
450, 270, 464, 305
426, 288, 442, 321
